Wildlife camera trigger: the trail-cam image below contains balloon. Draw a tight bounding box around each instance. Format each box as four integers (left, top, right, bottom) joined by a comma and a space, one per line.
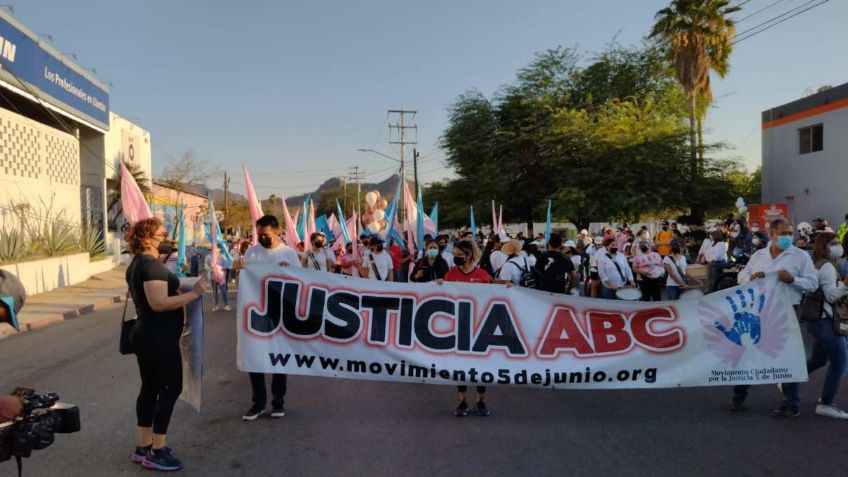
378, 199, 388, 209
362, 213, 372, 224
365, 204, 374, 214
373, 209, 385, 221
367, 221, 381, 233
365, 192, 377, 206
739, 206, 748, 214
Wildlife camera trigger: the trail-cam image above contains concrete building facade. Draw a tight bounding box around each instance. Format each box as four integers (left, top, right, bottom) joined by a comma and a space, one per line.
762, 82, 848, 228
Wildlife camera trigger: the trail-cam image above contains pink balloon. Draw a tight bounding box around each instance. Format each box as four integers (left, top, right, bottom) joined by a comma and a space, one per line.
362, 213, 372, 224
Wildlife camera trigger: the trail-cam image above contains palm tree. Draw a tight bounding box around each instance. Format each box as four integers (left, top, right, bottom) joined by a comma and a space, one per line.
650, 0, 740, 215
107, 161, 152, 229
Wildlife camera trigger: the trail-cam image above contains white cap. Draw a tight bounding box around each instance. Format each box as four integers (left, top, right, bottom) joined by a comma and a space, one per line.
580, 229, 589, 235
594, 236, 603, 245
564, 240, 576, 248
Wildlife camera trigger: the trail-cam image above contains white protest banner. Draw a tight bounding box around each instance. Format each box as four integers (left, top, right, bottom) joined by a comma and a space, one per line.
236, 264, 807, 389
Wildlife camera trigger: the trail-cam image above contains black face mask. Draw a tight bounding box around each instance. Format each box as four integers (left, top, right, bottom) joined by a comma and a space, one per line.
671, 246, 681, 254
157, 241, 173, 255
314, 241, 324, 248
609, 248, 618, 255
662, 226, 669, 231
640, 246, 649, 254
438, 244, 446, 251
258, 236, 273, 248
453, 256, 466, 266
374, 245, 384, 253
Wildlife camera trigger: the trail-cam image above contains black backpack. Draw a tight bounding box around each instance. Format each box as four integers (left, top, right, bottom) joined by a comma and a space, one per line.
509, 258, 541, 289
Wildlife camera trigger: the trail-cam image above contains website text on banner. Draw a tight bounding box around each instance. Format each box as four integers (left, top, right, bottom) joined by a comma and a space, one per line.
236, 265, 807, 390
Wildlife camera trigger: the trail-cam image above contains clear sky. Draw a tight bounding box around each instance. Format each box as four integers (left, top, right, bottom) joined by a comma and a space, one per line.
14, 0, 848, 197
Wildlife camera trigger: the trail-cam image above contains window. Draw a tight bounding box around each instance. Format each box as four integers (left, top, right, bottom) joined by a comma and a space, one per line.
798, 124, 823, 154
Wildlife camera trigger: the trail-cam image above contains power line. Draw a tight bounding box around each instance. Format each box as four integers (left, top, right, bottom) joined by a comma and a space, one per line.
735, 0, 791, 23
733, 0, 830, 44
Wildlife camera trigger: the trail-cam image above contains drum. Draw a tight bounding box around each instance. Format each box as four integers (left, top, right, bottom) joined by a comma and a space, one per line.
680, 289, 704, 300
615, 287, 642, 301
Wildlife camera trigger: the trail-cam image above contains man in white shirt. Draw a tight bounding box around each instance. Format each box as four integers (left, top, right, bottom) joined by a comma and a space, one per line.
730, 218, 818, 418
241, 215, 302, 422
488, 236, 507, 275
597, 238, 635, 299
359, 237, 394, 281
301, 232, 336, 272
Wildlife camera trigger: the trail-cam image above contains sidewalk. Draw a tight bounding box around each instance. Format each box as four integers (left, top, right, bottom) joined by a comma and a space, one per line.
0, 265, 127, 339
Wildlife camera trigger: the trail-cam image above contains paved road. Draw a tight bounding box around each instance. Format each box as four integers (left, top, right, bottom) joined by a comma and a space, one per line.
1, 296, 846, 477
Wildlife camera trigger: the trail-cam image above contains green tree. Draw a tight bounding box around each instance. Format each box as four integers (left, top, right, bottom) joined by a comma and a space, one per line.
650, 0, 740, 222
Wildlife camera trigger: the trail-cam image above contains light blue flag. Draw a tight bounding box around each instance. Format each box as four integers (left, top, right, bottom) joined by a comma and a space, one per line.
470, 205, 477, 237
416, 186, 425, 252
544, 199, 552, 245
383, 175, 403, 241
315, 215, 334, 243
176, 203, 187, 277
430, 203, 439, 233
336, 200, 351, 244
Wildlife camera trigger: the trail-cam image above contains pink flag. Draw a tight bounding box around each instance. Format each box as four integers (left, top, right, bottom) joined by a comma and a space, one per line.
328, 213, 341, 241
281, 194, 300, 248
120, 161, 152, 225
242, 164, 264, 245
491, 200, 497, 234
209, 198, 226, 285
307, 199, 317, 240
498, 205, 504, 234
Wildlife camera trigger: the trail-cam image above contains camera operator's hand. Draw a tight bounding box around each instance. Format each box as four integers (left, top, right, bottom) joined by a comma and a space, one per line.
0, 394, 23, 422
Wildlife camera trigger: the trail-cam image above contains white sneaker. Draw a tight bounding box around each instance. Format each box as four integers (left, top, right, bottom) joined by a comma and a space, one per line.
211, 305, 221, 312
815, 404, 848, 419
223, 305, 232, 311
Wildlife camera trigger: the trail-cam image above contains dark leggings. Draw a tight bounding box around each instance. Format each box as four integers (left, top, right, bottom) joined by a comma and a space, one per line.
639, 276, 663, 302
457, 386, 486, 395
136, 350, 183, 435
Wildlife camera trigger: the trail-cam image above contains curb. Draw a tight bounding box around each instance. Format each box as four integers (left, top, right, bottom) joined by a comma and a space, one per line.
1, 293, 127, 339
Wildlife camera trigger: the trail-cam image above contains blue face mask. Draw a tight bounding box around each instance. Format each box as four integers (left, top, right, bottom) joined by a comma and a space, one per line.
427, 249, 439, 259
776, 235, 793, 251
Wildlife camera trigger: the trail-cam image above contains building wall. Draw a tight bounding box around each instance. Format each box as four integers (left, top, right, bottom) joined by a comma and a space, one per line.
150, 183, 208, 245
762, 106, 848, 227
0, 105, 81, 229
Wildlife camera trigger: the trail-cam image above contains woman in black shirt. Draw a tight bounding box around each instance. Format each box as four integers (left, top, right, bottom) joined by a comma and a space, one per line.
125, 218, 207, 472
411, 239, 449, 282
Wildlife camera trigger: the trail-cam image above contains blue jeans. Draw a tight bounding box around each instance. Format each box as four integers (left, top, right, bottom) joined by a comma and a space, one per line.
666, 286, 682, 301
212, 279, 229, 306
710, 260, 727, 291
806, 319, 848, 406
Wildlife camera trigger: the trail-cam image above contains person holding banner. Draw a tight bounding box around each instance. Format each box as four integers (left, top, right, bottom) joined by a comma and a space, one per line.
242, 215, 301, 421
301, 232, 335, 272
730, 218, 818, 417
359, 237, 394, 281
597, 238, 636, 300
663, 242, 689, 300
411, 239, 449, 282
439, 240, 496, 416
125, 218, 209, 472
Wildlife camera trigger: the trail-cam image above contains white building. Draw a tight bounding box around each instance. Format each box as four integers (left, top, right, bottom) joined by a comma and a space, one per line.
762, 82, 848, 228
0, 10, 151, 257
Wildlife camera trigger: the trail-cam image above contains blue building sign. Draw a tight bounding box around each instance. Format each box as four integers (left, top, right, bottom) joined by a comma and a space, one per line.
0, 13, 109, 128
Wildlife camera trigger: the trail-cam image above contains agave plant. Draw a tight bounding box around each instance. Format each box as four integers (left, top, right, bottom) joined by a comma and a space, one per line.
30, 218, 79, 257
0, 227, 29, 263
79, 224, 107, 257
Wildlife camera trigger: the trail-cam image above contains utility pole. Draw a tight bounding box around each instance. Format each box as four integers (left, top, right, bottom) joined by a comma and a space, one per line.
223, 171, 230, 235
348, 166, 365, 221
412, 148, 420, 197
388, 109, 417, 225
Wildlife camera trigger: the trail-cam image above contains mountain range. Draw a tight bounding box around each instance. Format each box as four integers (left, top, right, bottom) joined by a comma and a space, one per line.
185, 173, 405, 208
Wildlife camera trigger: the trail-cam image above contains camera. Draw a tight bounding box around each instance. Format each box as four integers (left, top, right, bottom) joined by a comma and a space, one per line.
0, 388, 80, 464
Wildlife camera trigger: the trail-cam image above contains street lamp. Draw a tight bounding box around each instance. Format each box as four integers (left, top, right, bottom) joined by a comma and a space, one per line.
357, 148, 400, 163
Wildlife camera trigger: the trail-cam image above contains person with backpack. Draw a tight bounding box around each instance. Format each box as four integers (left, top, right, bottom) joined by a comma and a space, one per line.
536, 234, 575, 294
597, 237, 636, 299
497, 240, 535, 287
798, 232, 848, 419
663, 242, 689, 300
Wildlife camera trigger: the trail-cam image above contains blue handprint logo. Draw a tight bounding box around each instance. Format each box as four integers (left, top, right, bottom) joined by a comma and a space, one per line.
714, 288, 764, 346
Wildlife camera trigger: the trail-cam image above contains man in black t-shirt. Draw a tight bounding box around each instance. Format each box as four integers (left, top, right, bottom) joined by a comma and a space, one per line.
536, 234, 575, 294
